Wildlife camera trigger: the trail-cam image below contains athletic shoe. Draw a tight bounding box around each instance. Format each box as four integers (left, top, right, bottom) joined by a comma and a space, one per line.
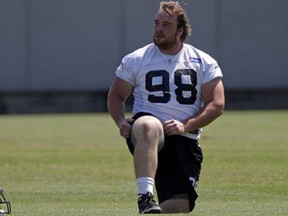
138, 192, 162, 214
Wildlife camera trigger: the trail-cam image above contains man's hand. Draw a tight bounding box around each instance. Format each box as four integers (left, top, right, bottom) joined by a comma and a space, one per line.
119, 118, 134, 139
163, 119, 185, 136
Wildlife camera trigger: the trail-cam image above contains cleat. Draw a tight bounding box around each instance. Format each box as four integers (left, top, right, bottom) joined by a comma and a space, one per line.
138, 192, 162, 214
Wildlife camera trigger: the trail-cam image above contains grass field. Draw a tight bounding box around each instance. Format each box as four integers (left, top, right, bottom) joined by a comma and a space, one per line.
0, 111, 287, 216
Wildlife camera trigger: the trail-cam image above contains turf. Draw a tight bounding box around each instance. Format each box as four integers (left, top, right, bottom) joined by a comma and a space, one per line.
0, 111, 287, 215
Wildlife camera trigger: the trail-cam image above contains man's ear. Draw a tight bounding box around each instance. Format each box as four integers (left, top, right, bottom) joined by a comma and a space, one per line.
177, 26, 184, 38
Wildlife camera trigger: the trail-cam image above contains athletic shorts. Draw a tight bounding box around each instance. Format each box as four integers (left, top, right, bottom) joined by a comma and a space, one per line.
126, 112, 203, 212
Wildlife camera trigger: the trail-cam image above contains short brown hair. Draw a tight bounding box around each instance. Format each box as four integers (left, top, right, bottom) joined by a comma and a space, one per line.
160, 1, 192, 42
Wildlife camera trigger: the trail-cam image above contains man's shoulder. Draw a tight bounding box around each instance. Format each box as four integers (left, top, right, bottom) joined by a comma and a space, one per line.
118, 44, 157, 73
183, 44, 218, 64
127, 43, 156, 58
121, 43, 158, 67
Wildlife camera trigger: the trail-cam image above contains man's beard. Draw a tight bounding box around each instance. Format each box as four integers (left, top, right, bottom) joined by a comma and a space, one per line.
153, 34, 178, 52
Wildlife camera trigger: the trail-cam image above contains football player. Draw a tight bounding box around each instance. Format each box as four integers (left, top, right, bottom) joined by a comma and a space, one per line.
107, 1, 225, 214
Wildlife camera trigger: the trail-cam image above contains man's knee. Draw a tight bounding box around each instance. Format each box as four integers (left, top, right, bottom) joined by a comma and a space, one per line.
131, 116, 164, 150
133, 115, 162, 130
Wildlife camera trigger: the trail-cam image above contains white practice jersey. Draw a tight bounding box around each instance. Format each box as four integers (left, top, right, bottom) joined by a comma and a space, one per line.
116, 43, 223, 139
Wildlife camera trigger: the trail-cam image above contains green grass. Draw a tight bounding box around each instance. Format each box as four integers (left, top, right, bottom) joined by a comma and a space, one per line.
0, 111, 287, 215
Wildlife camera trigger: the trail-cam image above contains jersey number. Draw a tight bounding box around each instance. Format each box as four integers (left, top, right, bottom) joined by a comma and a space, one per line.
145, 69, 197, 104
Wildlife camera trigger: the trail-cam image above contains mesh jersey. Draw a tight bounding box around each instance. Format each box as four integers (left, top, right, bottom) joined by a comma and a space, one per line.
116, 43, 223, 139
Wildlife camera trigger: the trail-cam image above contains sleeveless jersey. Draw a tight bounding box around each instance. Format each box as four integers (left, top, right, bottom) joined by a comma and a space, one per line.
116, 43, 223, 139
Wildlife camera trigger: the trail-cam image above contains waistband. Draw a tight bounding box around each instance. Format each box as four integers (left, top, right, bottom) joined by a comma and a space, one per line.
181, 128, 202, 140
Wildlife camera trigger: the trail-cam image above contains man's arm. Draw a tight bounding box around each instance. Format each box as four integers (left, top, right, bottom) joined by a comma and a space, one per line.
163, 78, 225, 135
107, 77, 134, 138
184, 78, 225, 132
